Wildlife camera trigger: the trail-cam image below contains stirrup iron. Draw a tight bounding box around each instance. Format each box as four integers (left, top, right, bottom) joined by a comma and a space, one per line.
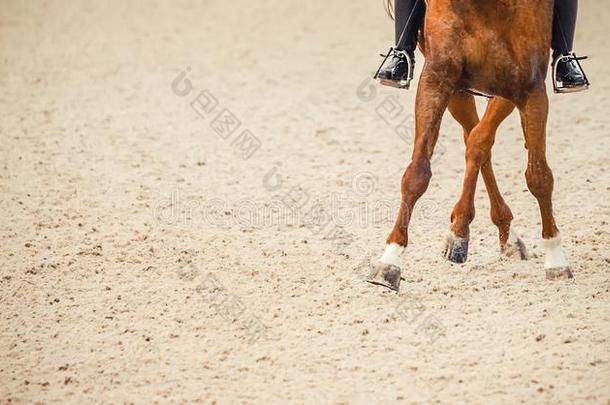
552, 52, 590, 94
373, 47, 414, 89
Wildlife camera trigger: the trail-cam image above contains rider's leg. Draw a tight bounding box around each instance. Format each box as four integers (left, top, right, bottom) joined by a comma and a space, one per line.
552, 0, 589, 92
552, 0, 577, 58
377, 0, 426, 89
395, 0, 425, 53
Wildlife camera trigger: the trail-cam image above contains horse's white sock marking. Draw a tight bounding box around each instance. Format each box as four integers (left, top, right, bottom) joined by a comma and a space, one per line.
543, 234, 569, 269
508, 227, 521, 245
380, 243, 405, 267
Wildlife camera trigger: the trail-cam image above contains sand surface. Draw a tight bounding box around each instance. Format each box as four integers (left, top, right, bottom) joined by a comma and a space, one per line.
1, 0, 609, 403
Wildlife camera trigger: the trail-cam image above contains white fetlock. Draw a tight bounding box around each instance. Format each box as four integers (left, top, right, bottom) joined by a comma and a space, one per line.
380, 243, 405, 267
543, 234, 573, 280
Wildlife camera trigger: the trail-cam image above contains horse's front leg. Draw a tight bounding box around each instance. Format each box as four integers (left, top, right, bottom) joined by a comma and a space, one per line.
367, 69, 454, 291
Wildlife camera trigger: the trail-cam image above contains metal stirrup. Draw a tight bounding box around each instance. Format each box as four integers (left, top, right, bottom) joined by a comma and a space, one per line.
552, 52, 590, 94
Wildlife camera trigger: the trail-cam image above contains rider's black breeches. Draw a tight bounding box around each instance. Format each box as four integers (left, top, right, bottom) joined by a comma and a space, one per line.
552, 0, 578, 57
394, 0, 426, 52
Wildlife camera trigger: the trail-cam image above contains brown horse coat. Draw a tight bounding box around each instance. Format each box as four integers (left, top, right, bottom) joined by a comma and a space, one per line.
368, 0, 573, 292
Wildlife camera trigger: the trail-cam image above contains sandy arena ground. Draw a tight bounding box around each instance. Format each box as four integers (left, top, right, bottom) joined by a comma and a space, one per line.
1, 0, 609, 403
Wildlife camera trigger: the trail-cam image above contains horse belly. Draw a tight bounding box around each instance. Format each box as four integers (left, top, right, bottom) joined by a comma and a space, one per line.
461, 30, 549, 100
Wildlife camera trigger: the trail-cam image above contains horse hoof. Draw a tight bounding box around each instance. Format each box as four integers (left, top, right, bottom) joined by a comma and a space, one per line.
443, 232, 469, 264
366, 262, 401, 292
545, 267, 574, 280
501, 230, 528, 260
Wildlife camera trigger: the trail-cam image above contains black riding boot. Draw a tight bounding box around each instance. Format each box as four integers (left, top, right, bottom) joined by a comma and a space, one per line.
552, 0, 589, 93
376, 0, 426, 89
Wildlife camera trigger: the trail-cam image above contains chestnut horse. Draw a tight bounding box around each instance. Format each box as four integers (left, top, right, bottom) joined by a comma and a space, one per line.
368, 0, 574, 291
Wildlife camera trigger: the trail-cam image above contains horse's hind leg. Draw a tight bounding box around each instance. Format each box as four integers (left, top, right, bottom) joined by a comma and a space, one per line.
518, 85, 573, 280
446, 95, 527, 262
444, 96, 524, 263
367, 69, 454, 291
